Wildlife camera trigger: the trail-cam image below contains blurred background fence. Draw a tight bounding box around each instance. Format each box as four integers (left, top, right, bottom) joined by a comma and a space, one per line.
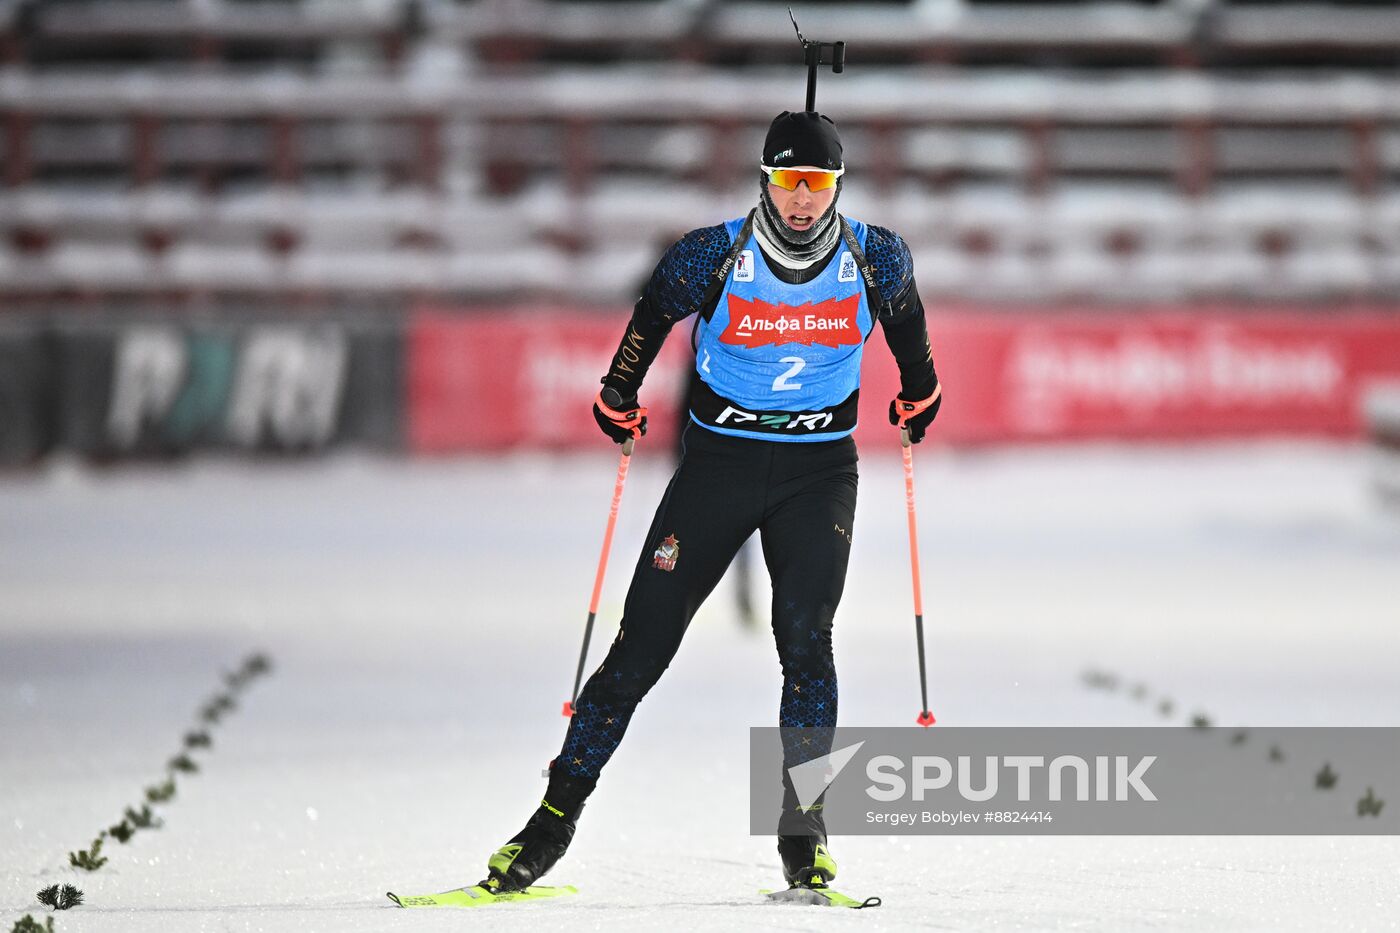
3, 0, 1400, 463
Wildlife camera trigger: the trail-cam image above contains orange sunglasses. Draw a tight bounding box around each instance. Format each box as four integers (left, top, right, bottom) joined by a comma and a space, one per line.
761, 165, 845, 192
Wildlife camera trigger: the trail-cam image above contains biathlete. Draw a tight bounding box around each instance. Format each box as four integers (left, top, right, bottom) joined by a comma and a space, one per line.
481, 110, 941, 894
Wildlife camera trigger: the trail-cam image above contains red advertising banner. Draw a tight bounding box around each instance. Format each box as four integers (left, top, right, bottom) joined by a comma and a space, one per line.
931, 310, 1400, 443
409, 308, 695, 453
408, 307, 1400, 452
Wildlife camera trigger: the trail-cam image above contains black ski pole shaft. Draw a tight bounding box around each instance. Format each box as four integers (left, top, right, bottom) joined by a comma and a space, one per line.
569, 611, 598, 715
915, 612, 930, 714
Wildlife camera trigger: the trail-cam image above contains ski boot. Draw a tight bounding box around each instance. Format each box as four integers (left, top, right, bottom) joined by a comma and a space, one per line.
480, 770, 595, 894
776, 802, 837, 888
778, 833, 838, 887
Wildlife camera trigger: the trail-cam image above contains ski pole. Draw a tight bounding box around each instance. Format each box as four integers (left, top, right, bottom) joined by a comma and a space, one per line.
900, 424, 936, 727
563, 436, 635, 717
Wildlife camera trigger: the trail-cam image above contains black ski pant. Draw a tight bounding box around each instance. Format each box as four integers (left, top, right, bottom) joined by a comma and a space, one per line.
555, 422, 857, 785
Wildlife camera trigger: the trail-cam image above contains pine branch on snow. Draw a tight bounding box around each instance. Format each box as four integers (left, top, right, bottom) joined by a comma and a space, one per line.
68, 834, 108, 871
36, 883, 83, 910
221, 652, 274, 693
168, 754, 200, 774
124, 805, 163, 829
145, 778, 177, 803
200, 694, 236, 724
241, 652, 273, 679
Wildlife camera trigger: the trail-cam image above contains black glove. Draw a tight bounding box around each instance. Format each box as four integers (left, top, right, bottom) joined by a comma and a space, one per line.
593, 386, 648, 444
888, 384, 942, 444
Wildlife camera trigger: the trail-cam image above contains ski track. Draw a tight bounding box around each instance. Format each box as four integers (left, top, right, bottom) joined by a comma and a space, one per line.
2, 443, 1398, 931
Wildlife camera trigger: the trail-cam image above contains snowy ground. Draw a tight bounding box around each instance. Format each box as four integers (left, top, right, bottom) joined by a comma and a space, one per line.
3, 441, 1399, 931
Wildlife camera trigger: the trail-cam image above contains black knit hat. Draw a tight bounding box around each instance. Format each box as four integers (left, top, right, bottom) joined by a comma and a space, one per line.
762, 111, 843, 170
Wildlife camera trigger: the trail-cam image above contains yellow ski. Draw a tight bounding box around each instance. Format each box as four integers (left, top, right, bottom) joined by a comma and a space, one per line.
760, 885, 881, 909
386, 884, 577, 908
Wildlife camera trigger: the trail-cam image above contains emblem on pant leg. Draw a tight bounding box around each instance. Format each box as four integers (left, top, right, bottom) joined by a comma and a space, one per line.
652, 534, 680, 571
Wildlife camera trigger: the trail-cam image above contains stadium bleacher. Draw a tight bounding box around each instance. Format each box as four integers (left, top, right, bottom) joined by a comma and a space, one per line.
1, 0, 1398, 308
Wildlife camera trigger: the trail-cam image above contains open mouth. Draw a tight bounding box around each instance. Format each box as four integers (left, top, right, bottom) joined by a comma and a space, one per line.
787, 214, 815, 230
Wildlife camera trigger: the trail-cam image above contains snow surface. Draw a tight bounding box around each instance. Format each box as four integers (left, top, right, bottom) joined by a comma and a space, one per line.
3, 442, 1399, 932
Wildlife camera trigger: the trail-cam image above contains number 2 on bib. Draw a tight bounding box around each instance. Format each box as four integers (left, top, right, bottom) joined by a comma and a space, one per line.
772, 356, 805, 392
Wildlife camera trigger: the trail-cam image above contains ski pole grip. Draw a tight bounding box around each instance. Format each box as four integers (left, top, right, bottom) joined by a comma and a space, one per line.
597, 387, 648, 441
622, 437, 634, 456
894, 388, 940, 424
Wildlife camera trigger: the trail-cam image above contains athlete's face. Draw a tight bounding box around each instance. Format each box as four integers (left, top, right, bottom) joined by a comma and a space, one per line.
767, 170, 838, 233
